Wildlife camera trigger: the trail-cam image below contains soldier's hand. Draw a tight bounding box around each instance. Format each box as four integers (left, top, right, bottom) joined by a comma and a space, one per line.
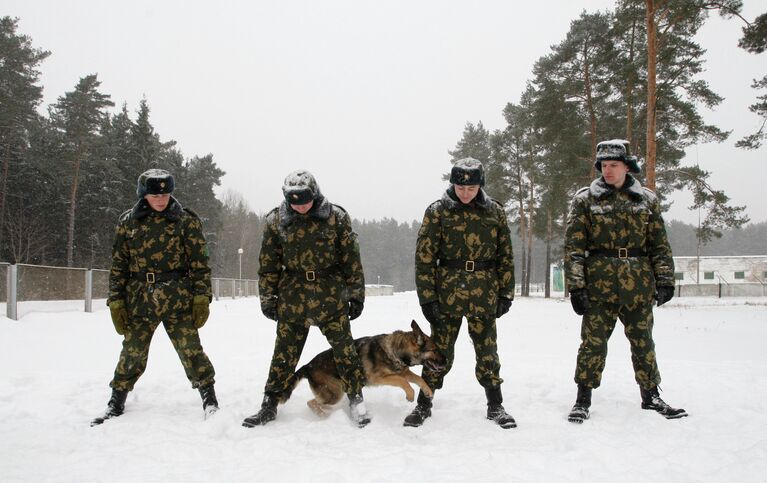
655, 286, 675, 307
496, 297, 512, 318
108, 300, 128, 335
261, 303, 278, 321
421, 301, 440, 325
192, 295, 210, 328
569, 289, 590, 316
348, 299, 364, 320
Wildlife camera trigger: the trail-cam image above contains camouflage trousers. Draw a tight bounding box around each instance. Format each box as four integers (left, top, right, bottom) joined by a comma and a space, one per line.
574, 300, 661, 390
422, 314, 503, 390
264, 313, 365, 397
110, 312, 216, 392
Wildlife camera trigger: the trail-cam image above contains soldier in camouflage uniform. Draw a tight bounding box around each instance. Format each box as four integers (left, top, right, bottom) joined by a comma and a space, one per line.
91, 169, 218, 426
405, 158, 517, 429
242, 170, 371, 428
564, 140, 687, 423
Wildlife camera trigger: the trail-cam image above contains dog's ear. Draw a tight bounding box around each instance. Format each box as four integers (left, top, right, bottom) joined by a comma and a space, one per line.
411, 320, 424, 343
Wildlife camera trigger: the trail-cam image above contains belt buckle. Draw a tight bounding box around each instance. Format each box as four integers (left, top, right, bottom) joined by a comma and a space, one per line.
306, 270, 316, 281
465, 260, 475, 272
618, 248, 628, 259
146, 272, 156, 283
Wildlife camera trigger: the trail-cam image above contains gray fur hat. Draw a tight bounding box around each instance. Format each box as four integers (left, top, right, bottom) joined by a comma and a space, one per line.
136, 169, 175, 198
282, 170, 321, 205
595, 139, 641, 174
450, 158, 485, 186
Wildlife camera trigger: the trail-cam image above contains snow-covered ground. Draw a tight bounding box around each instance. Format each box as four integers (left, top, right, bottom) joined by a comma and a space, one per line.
2, 293, 766, 483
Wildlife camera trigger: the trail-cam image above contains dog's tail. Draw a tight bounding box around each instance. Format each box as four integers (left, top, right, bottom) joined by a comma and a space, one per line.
278, 363, 310, 404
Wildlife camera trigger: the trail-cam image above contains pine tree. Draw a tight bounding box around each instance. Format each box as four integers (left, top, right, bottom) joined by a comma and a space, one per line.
175, 154, 225, 272
0, 17, 50, 261
49, 74, 114, 266
734, 11, 766, 149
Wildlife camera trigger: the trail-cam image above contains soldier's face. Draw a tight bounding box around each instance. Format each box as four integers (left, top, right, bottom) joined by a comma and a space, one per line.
145, 193, 171, 212
290, 200, 314, 214
601, 161, 630, 188
454, 184, 480, 204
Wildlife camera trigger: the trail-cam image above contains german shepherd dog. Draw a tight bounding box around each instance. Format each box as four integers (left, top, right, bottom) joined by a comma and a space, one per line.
283, 320, 446, 416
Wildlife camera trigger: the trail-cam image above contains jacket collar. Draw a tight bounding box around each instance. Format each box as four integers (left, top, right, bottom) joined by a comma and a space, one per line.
279, 195, 332, 226
131, 196, 183, 221
589, 174, 644, 201
440, 186, 493, 211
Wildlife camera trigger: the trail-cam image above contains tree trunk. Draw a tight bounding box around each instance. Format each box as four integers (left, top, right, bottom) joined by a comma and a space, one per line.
645, 0, 658, 191
516, 159, 527, 298
525, 177, 535, 297
0, 140, 11, 254
66, 141, 84, 267
583, 41, 598, 180
626, 20, 638, 147
545, 208, 552, 298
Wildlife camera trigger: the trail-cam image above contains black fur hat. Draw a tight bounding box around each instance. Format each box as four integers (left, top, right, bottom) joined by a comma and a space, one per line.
450, 158, 485, 186
282, 170, 321, 205
136, 169, 175, 198
594, 139, 641, 174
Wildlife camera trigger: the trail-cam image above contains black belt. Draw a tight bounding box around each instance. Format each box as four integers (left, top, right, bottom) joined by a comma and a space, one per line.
130, 270, 187, 283
438, 259, 496, 272
588, 248, 647, 259
285, 265, 340, 281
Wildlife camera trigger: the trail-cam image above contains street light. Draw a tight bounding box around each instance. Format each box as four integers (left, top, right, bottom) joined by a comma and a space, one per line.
238, 248, 243, 297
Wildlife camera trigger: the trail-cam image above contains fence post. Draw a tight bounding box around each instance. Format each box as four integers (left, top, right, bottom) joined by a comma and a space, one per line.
7, 264, 18, 320
84, 269, 93, 313
232, 279, 237, 299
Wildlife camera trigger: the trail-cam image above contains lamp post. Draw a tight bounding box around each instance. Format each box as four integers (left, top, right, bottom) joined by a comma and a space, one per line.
238, 248, 243, 296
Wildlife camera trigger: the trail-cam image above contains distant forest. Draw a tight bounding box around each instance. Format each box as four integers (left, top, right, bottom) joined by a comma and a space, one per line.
3, 9, 765, 294
353, 217, 767, 292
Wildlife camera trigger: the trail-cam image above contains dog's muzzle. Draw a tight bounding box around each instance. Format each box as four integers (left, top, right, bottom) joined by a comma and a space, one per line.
423, 359, 446, 372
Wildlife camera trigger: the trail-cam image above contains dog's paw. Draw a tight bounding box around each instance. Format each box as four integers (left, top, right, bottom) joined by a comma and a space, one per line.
307, 399, 328, 417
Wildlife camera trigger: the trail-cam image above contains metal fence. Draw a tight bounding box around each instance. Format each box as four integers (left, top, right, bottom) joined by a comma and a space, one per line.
675, 283, 767, 298
2, 262, 257, 321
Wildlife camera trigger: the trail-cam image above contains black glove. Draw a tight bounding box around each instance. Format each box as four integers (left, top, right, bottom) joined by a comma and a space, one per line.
348, 299, 364, 320
421, 301, 440, 325
655, 286, 675, 307
261, 303, 278, 321
496, 297, 512, 318
570, 289, 590, 316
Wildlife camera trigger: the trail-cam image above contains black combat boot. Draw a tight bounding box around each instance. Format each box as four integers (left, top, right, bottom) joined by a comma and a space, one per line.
348, 393, 371, 428
90, 389, 129, 426
199, 384, 219, 419
485, 386, 517, 429
640, 386, 688, 419
242, 392, 279, 427
403, 390, 433, 427
567, 385, 592, 424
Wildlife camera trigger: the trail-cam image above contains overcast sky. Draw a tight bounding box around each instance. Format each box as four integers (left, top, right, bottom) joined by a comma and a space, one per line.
6, 1, 766, 225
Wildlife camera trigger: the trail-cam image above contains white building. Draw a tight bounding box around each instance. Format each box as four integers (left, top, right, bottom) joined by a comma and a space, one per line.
672, 255, 767, 285
672, 255, 767, 297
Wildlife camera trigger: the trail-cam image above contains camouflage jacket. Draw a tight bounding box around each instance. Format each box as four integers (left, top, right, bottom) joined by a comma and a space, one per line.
258, 197, 365, 324
108, 197, 212, 319
415, 187, 515, 318
564, 175, 674, 305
